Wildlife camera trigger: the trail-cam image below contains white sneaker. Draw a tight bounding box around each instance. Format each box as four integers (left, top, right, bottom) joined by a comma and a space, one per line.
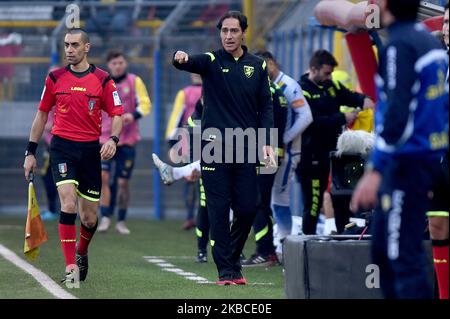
116, 221, 130, 235
152, 153, 175, 185
98, 216, 111, 232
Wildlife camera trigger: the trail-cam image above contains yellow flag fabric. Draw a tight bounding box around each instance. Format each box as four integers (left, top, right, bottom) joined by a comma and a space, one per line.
24, 181, 48, 261
353, 109, 374, 132
340, 107, 374, 133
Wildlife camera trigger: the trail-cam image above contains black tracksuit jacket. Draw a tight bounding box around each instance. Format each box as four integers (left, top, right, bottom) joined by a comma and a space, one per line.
173, 46, 273, 149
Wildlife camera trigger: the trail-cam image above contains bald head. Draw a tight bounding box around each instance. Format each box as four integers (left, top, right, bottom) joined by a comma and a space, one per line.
66, 28, 89, 44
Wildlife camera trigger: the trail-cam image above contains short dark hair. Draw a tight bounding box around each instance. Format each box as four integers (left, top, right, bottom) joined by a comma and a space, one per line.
106, 49, 126, 62
386, 0, 420, 21
216, 11, 248, 32
309, 49, 338, 70
254, 50, 276, 62
66, 28, 89, 44
254, 50, 280, 68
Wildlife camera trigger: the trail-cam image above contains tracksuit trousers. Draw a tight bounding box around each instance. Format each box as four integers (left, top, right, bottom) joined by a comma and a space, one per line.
201, 161, 258, 279
297, 156, 330, 235
196, 178, 210, 253
253, 170, 277, 256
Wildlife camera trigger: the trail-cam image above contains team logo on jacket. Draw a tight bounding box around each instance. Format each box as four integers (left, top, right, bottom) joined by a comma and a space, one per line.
59, 104, 69, 113
113, 91, 122, 106
58, 163, 68, 177
244, 65, 254, 78
328, 86, 336, 97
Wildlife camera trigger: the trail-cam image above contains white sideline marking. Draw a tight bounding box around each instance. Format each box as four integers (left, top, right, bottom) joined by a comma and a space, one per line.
177, 272, 197, 276
143, 256, 194, 260
161, 267, 184, 273
143, 256, 274, 286
186, 276, 208, 281
144, 256, 209, 283
146, 258, 166, 263
156, 263, 175, 267
0, 244, 77, 299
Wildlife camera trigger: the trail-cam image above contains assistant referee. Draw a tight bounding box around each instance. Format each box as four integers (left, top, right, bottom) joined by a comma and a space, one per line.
23, 28, 124, 284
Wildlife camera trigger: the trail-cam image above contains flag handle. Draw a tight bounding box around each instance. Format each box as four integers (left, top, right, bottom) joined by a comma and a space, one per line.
29, 172, 34, 183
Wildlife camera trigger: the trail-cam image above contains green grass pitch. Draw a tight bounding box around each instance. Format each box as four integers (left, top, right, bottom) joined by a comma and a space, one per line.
0, 217, 284, 299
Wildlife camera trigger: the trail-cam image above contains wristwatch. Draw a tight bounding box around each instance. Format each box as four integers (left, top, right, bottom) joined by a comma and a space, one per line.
110, 135, 119, 145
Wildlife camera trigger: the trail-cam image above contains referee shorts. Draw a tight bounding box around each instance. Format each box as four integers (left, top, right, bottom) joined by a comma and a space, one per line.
50, 135, 102, 202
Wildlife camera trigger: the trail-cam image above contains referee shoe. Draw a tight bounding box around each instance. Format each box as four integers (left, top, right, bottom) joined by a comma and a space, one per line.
61, 265, 79, 285
76, 253, 89, 281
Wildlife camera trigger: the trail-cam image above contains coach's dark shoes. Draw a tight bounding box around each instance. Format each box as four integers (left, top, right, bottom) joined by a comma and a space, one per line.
216, 272, 247, 285
216, 275, 235, 286
76, 253, 89, 281
196, 251, 207, 263
232, 272, 247, 285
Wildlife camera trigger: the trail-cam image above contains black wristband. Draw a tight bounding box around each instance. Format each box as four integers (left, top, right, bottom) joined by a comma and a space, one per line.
26, 141, 38, 156
110, 135, 119, 144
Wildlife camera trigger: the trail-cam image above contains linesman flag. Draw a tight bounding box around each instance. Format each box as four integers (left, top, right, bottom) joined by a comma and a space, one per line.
24, 173, 48, 261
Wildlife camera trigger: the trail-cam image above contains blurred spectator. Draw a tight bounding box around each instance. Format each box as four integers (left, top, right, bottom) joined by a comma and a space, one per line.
351, 0, 448, 298
97, 50, 152, 235
0, 32, 22, 101
85, 0, 133, 36
333, 69, 374, 132
321, 69, 375, 235
192, 3, 229, 29
165, 74, 202, 230
426, 2, 449, 300
297, 49, 374, 235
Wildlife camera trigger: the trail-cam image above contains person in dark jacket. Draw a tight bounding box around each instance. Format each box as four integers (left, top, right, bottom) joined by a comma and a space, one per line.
351, 0, 449, 299
297, 50, 374, 235
172, 11, 275, 285
180, 82, 288, 266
